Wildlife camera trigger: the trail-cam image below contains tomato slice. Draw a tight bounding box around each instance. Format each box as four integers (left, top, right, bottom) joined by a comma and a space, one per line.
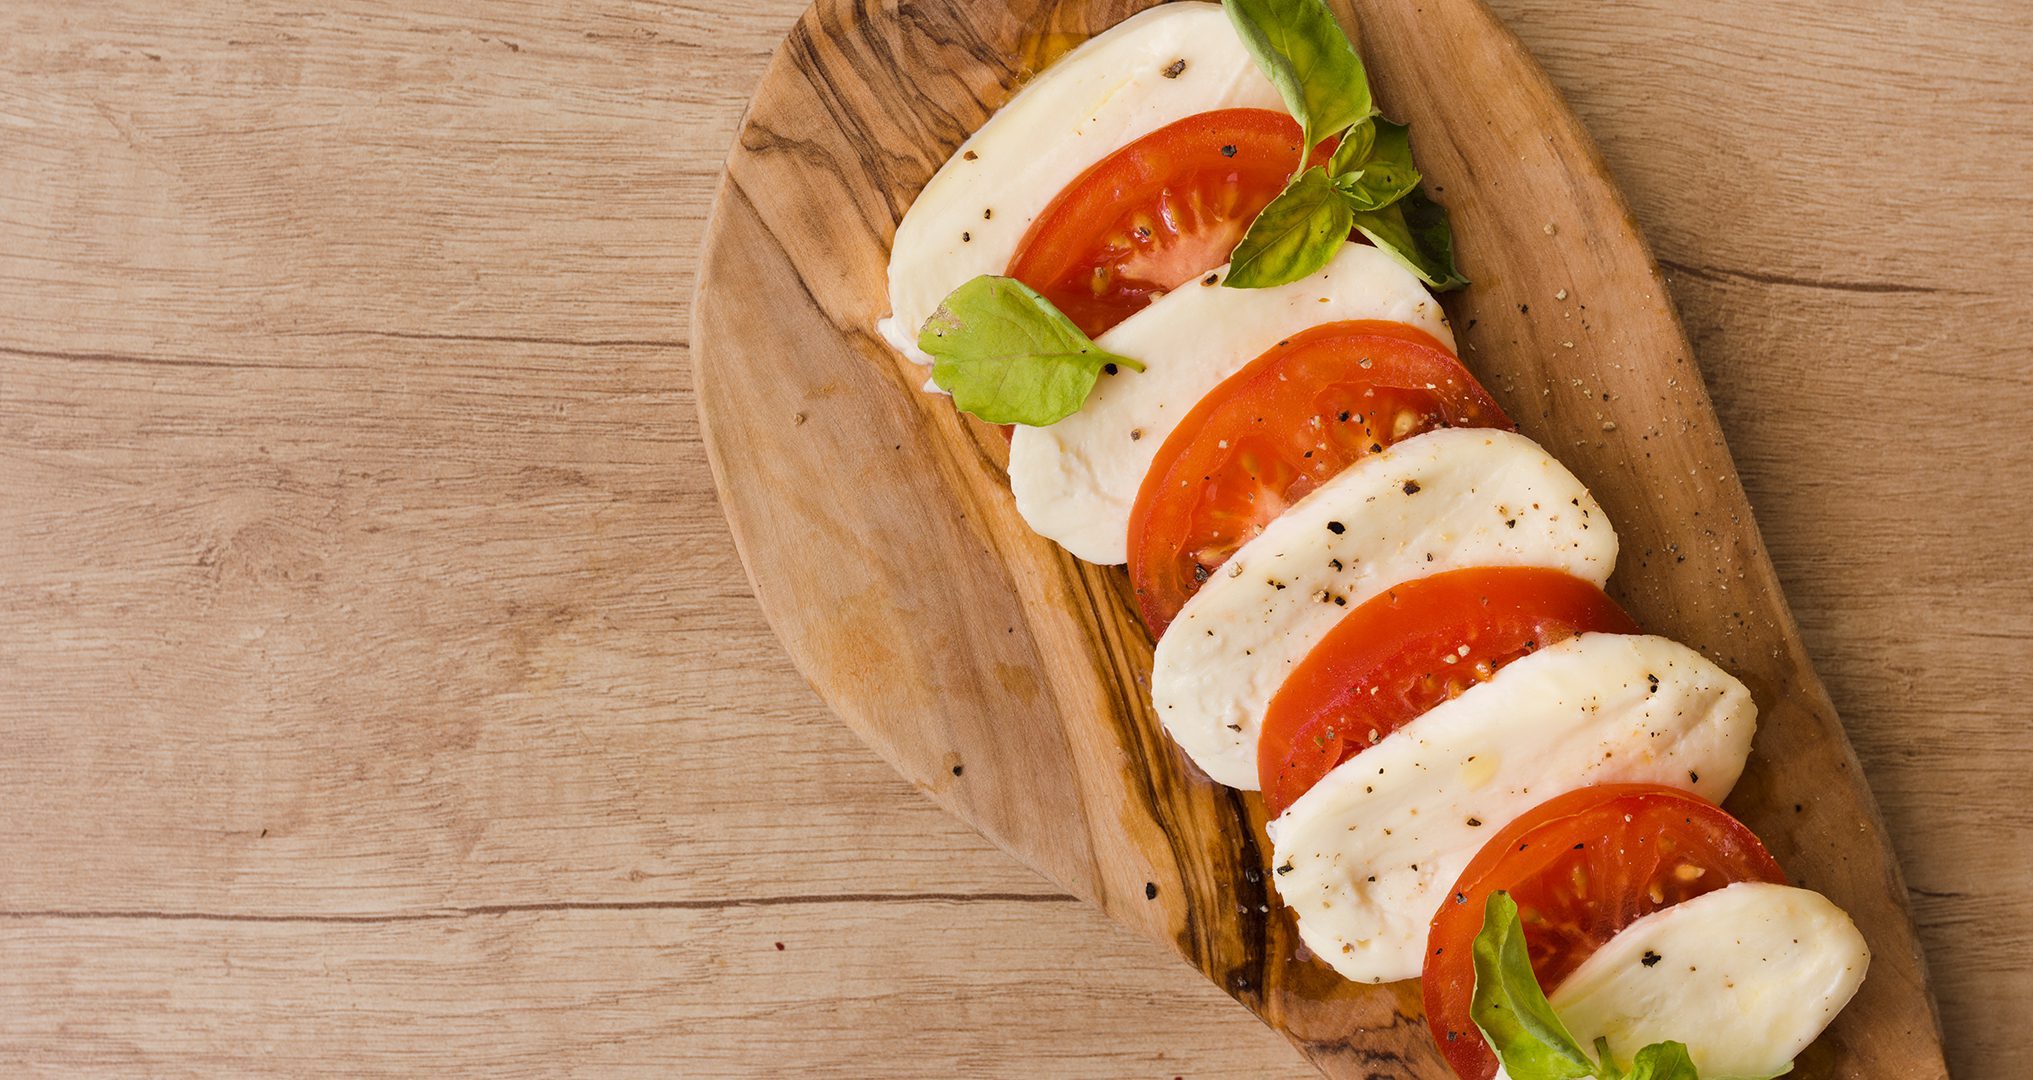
1422, 784, 1786, 1080
1126, 322, 1511, 637
1006, 108, 1325, 338
1255, 568, 1635, 817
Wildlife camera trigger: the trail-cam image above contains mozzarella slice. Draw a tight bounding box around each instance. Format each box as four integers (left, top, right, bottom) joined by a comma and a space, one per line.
1495, 883, 1870, 1080
1151, 427, 1614, 788
1268, 632, 1756, 984
1008, 243, 1451, 564
882, 2, 1283, 348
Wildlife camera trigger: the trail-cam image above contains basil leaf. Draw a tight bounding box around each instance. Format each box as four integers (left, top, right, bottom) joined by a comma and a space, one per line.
1352, 186, 1467, 290
1470, 892, 1603, 1080
1621, 1041, 1700, 1080
919, 275, 1141, 426
1221, 0, 1373, 149
1333, 117, 1420, 211
1326, 116, 1376, 176
1223, 167, 1353, 289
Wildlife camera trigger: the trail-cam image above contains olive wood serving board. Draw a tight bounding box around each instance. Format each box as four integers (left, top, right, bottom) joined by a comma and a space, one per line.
691, 0, 1948, 1074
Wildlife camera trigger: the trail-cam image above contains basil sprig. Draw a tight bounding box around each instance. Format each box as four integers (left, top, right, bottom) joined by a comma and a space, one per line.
919, 275, 1142, 426
1221, 0, 1372, 150
1221, 0, 1465, 290
1469, 892, 1785, 1080
1354, 187, 1467, 290
1224, 167, 1352, 288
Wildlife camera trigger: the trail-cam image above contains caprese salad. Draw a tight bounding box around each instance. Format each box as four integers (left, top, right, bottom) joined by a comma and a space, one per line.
876, 2, 1869, 1076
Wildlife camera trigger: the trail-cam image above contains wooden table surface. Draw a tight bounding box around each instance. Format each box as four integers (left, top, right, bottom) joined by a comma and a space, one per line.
2, 1, 2026, 1076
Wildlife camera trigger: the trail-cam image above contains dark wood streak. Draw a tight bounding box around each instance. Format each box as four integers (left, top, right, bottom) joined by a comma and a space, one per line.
1059, 556, 1214, 944
0, 892, 1081, 924
1656, 258, 1951, 296
694, 0, 1950, 1075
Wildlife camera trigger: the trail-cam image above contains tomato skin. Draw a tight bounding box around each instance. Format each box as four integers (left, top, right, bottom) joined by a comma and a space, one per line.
1007, 108, 1325, 338
1422, 784, 1786, 1080
1127, 322, 1511, 638
1256, 568, 1636, 818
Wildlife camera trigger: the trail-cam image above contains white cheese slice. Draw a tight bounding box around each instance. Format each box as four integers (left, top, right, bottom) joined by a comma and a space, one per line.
1494, 882, 1870, 1080
1008, 242, 1451, 564
1151, 427, 1614, 788
883, 2, 1284, 343
1268, 632, 1756, 984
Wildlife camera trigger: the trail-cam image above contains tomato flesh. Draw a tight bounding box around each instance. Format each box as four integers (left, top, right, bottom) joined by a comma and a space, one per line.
1422, 784, 1786, 1080
1007, 108, 1324, 338
1127, 322, 1510, 637
1255, 567, 1635, 817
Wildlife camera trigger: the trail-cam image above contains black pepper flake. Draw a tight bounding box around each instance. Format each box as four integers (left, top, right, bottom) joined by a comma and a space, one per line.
1505, 519, 1517, 529
951, 764, 963, 776
1328, 558, 1342, 571
1332, 595, 1346, 606
1466, 817, 1482, 827
1103, 362, 1119, 375
961, 231, 971, 243
1454, 892, 1467, 905
1192, 563, 1210, 583
1130, 428, 1144, 441
1220, 143, 1237, 157
1145, 881, 1158, 900
1276, 861, 1295, 875
1573, 842, 1585, 850
1402, 480, 1422, 495
1202, 273, 1219, 286
1326, 521, 1345, 534
1162, 58, 1186, 78
983, 208, 993, 220
1641, 950, 1663, 967
1689, 770, 1700, 783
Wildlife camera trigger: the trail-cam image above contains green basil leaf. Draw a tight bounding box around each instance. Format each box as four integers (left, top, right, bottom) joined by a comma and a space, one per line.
1620, 1041, 1700, 1080
1223, 167, 1353, 290
1221, 0, 1373, 149
1352, 186, 1467, 290
919, 275, 1141, 426
1333, 117, 1419, 211
1326, 116, 1377, 176
1470, 892, 1603, 1080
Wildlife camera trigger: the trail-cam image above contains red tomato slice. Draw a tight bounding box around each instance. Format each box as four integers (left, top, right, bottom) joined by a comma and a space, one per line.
1255, 567, 1636, 817
1126, 322, 1511, 637
1422, 784, 1786, 1080
1006, 108, 1325, 338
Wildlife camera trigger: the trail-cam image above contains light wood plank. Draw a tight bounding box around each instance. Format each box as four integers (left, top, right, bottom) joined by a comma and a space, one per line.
0, 901, 1313, 1078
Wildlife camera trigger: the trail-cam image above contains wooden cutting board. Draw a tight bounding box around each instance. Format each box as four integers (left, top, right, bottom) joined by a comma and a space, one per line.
691, 0, 1949, 1074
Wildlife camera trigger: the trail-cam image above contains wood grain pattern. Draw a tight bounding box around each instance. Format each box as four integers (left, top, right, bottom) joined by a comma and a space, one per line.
2, 0, 2029, 1076
694, 0, 1951, 1075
